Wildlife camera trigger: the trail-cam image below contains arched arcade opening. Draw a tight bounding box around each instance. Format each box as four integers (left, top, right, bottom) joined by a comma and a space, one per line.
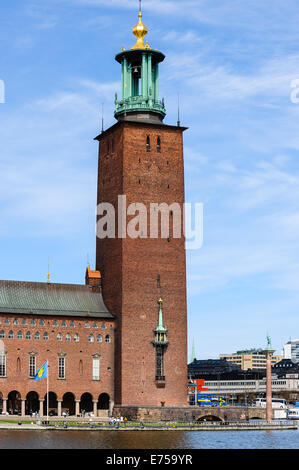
62, 392, 75, 416
26, 391, 39, 415
7, 390, 21, 415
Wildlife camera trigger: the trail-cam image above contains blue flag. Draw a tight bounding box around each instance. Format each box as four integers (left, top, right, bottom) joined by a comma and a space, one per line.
34, 361, 48, 381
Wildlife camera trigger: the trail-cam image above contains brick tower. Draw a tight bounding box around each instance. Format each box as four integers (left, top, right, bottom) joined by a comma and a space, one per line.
95, 7, 188, 409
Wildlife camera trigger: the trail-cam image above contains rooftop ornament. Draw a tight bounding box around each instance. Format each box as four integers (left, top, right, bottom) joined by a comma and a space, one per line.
131, 1, 149, 50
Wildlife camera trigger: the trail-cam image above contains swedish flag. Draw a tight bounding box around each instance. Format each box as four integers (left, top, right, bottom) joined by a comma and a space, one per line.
34, 361, 48, 381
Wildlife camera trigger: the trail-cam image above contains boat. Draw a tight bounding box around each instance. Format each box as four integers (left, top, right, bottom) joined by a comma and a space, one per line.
287, 408, 299, 420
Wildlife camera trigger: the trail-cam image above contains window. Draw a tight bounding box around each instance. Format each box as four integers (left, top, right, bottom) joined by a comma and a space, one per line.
30, 320, 36, 326
21, 319, 27, 325
88, 334, 94, 343
156, 345, 164, 380
61, 321, 67, 327
74, 333, 79, 342
70, 321, 75, 328
65, 334, 71, 342
0, 330, 4, 339
101, 322, 106, 329
34, 332, 40, 340
17, 331, 23, 339
4, 318, 10, 324
92, 357, 100, 381
26, 331, 31, 340
13, 318, 19, 325
0, 355, 6, 377
52, 320, 58, 326
157, 136, 161, 152
17, 357, 21, 374
97, 334, 102, 343
92, 322, 98, 329
146, 136, 150, 152
39, 320, 45, 326
57, 333, 62, 341
8, 330, 14, 339
29, 356, 36, 378
105, 335, 111, 343
43, 332, 49, 340
58, 357, 65, 379
84, 322, 90, 328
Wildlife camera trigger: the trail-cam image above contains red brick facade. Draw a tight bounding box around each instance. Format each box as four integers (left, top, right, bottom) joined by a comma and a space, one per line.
96, 120, 188, 407
0, 312, 114, 416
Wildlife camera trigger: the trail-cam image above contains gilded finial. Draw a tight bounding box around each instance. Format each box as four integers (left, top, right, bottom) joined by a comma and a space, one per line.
122, 44, 125, 51
131, 3, 148, 50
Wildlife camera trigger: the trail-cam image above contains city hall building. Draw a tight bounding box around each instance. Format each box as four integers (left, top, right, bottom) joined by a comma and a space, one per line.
0, 8, 188, 418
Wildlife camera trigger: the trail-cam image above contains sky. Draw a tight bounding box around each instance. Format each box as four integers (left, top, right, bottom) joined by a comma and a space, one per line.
1, 0, 299, 361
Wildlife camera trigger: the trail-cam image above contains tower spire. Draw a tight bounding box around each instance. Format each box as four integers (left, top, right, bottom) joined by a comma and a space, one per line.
157, 298, 166, 331
190, 338, 196, 362
177, 91, 181, 127
47, 258, 50, 284
131, 2, 148, 50
101, 103, 104, 133
114, 6, 166, 122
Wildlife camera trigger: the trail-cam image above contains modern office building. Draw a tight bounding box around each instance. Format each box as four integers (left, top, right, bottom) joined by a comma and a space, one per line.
283, 340, 299, 362
220, 349, 282, 370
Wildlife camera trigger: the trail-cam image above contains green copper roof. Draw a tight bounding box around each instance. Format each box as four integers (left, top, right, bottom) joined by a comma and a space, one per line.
154, 300, 167, 333
0, 280, 113, 318
114, 49, 166, 121
190, 338, 196, 363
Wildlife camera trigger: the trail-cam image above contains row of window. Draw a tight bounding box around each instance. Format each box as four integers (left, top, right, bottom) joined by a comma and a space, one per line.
0, 355, 101, 381
206, 380, 288, 387
146, 136, 161, 153
0, 330, 111, 343
206, 382, 256, 387
103, 136, 162, 156
0, 319, 108, 328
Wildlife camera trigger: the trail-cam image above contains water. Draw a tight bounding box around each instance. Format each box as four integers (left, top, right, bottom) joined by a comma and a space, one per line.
0, 428, 298, 449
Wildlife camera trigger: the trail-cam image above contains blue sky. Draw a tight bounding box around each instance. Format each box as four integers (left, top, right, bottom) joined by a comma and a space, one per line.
1, 0, 299, 361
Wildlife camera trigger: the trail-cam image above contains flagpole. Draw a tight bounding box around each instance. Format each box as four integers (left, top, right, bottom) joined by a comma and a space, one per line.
47, 360, 49, 422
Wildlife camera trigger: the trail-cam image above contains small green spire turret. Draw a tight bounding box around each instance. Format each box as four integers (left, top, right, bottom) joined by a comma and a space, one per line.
153, 298, 168, 345
156, 298, 167, 332
190, 338, 196, 363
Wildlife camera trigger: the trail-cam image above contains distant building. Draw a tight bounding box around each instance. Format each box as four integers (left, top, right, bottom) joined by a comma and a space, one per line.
283, 340, 299, 362
188, 359, 242, 380
220, 349, 282, 370
273, 358, 299, 377
188, 358, 266, 382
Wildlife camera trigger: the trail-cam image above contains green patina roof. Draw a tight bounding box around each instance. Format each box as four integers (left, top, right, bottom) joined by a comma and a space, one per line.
0, 280, 113, 319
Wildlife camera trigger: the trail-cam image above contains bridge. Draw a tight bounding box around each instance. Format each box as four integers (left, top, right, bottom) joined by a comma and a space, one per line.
191, 406, 266, 422
113, 404, 267, 423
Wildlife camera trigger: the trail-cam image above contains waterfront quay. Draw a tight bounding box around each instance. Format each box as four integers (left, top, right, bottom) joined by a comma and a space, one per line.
0, 415, 296, 432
